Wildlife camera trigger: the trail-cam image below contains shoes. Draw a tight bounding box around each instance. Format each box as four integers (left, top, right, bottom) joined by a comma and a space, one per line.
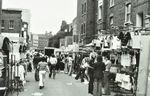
75, 77, 78, 80
39, 86, 44, 89
39, 86, 42, 89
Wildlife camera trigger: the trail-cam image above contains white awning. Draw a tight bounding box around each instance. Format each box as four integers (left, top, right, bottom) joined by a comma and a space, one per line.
84, 43, 93, 47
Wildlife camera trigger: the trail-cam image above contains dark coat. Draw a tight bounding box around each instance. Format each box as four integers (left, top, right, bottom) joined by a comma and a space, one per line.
93, 62, 105, 80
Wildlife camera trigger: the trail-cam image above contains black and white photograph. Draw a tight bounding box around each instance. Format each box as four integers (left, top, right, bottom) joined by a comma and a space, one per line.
0, 0, 150, 96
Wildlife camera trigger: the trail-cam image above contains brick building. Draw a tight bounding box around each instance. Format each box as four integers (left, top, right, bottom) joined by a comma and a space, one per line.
97, 0, 150, 35
0, 0, 2, 34
72, 17, 78, 43
132, 0, 150, 30
1, 9, 22, 43
77, 0, 97, 45
96, 0, 108, 33
1, 9, 22, 34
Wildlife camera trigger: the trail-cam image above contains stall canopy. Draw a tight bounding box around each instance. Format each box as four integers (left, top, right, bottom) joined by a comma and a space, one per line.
84, 43, 94, 47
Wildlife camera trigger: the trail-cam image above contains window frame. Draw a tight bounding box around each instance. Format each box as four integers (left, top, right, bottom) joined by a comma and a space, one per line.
125, 3, 131, 23
110, 16, 114, 25
98, 5, 102, 20
9, 20, 14, 29
109, 0, 114, 8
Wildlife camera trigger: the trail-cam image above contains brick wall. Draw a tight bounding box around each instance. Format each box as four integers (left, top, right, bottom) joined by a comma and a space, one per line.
77, 0, 96, 44
1, 9, 22, 34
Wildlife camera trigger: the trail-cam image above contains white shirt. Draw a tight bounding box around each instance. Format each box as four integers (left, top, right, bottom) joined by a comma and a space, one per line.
105, 60, 112, 71
68, 57, 73, 65
50, 57, 57, 65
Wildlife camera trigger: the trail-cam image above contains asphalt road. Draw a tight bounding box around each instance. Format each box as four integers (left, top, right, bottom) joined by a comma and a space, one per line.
9, 72, 92, 96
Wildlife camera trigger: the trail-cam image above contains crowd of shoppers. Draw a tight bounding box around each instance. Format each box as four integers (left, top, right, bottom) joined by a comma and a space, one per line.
29, 49, 112, 96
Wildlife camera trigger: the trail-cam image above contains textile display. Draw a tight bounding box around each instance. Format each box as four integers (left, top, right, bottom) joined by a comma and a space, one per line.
111, 36, 121, 50
131, 36, 141, 49
121, 53, 131, 67
115, 73, 132, 90
131, 55, 136, 65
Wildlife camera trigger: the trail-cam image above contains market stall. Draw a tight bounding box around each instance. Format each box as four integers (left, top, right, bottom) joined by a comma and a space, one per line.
0, 35, 11, 96
91, 31, 146, 96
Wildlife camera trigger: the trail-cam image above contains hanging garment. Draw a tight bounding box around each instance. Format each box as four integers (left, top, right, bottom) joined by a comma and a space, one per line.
121, 53, 131, 67
131, 36, 141, 49
122, 32, 132, 46
94, 40, 101, 47
111, 36, 121, 49
131, 55, 136, 65
115, 73, 123, 82
118, 32, 124, 41
121, 75, 132, 90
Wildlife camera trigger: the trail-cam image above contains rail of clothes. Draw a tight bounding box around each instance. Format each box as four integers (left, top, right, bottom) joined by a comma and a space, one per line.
93, 31, 142, 52
102, 48, 140, 95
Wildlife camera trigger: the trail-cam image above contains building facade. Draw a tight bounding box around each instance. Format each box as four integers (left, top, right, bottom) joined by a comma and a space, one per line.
96, 0, 150, 35
59, 38, 65, 47
77, 0, 97, 45
72, 17, 79, 44
96, 0, 108, 34
64, 36, 73, 47
1, 9, 22, 43
31, 34, 38, 50
1, 9, 22, 34
0, 0, 2, 34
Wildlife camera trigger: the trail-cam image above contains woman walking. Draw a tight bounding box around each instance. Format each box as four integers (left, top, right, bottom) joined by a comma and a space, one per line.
37, 57, 49, 89
93, 55, 105, 96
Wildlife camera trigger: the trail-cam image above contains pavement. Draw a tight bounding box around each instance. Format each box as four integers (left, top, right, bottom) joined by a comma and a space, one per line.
7, 71, 119, 96
8, 71, 93, 96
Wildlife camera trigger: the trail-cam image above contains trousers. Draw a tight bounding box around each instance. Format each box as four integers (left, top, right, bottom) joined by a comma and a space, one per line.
93, 79, 103, 96
39, 70, 46, 86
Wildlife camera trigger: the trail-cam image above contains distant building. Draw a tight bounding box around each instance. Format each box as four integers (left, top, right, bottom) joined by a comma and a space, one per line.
31, 34, 38, 50
1, 9, 22, 42
59, 38, 65, 47
65, 36, 73, 47
21, 9, 31, 46
38, 34, 49, 50
72, 17, 79, 44
77, 0, 97, 45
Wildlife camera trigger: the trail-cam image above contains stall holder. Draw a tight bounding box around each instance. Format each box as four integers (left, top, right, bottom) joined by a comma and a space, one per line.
99, 48, 138, 96
98, 32, 141, 96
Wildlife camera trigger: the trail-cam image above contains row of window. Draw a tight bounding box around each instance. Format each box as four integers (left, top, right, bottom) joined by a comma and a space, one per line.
98, 1, 132, 26
1, 20, 14, 29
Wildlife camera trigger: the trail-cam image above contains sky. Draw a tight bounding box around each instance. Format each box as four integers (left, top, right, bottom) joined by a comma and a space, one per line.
3, 0, 77, 35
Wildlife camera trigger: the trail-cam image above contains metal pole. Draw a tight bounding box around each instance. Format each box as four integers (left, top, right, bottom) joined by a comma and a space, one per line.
10, 54, 13, 93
